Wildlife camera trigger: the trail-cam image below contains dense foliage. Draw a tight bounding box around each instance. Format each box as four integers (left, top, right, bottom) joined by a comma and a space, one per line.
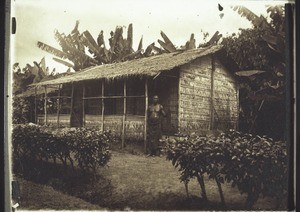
164, 130, 288, 209
12, 124, 112, 175
222, 5, 286, 139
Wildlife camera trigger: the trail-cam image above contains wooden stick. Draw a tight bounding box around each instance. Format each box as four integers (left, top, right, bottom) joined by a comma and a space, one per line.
122, 79, 127, 148
144, 78, 148, 153
82, 84, 85, 127
44, 85, 48, 125
44, 96, 72, 99
101, 80, 105, 132
236, 85, 239, 130
57, 84, 61, 127
82, 95, 145, 100
34, 86, 37, 124
209, 55, 215, 130
70, 83, 74, 127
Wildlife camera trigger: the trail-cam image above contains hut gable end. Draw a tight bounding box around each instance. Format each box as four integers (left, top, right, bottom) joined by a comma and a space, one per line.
178, 55, 238, 134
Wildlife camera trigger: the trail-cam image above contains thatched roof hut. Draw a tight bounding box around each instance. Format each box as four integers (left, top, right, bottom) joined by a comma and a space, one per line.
31, 45, 239, 150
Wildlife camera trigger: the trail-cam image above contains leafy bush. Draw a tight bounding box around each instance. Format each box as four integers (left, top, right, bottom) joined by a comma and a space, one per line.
163, 130, 288, 209
57, 128, 112, 172
12, 124, 113, 176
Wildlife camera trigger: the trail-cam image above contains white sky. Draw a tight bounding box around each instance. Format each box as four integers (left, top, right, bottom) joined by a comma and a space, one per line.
11, 0, 290, 73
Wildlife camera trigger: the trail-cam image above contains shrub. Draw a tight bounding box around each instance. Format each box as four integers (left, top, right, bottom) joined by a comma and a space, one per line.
58, 128, 112, 172
12, 124, 113, 176
163, 130, 288, 209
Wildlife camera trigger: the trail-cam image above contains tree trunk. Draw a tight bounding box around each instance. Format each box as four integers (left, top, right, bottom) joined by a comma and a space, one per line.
197, 174, 208, 201
184, 180, 189, 198
215, 177, 226, 207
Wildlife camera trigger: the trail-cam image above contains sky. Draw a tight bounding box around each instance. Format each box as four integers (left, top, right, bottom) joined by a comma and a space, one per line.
11, 0, 290, 73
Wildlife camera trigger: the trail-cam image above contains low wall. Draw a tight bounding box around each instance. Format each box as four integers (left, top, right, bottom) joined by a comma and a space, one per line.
85, 114, 145, 140
37, 114, 70, 127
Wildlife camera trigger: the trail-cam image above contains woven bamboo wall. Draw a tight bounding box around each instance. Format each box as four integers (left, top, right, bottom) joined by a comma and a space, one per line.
212, 58, 238, 130
85, 115, 144, 140
178, 56, 212, 134
178, 55, 238, 134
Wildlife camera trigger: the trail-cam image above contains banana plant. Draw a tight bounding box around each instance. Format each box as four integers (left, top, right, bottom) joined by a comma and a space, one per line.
38, 22, 167, 71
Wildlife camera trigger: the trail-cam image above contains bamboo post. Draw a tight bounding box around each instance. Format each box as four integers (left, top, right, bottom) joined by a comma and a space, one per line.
101, 80, 105, 131
209, 55, 215, 130
122, 79, 127, 148
82, 84, 85, 127
236, 85, 239, 130
44, 85, 48, 125
34, 86, 37, 124
70, 83, 74, 127
57, 84, 61, 127
144, 78, 148, 153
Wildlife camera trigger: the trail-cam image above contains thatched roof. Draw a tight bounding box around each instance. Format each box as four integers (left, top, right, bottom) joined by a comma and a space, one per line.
16, 72, 73, 97
16, 85, 59, 98
35, 45, 222, 86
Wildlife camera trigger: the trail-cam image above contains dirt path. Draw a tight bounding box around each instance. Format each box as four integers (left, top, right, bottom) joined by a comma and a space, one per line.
97, 151, 275, 210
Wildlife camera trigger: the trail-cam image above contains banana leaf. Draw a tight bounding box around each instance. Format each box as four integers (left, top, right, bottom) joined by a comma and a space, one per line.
81, 35, 100, 56
55, 31, 98, 64
123, 49, 142, 60
83, 30, 100, 52
151, 44, 163, 54
160, 31, 176, 52
138, 36, 143, 51
37, 41, 69, 59
144, 42, 155, 57
207, 31, 222, 45
52, 57, 74, 67
110, 26, 123, 52
157, 39, 175, 53
185, 33, 196, 50
235, 70, 266, 77
71, 20, 80, 34
97, 30, 105, 47
232, 6, 271, 30
127, 23, 133, 51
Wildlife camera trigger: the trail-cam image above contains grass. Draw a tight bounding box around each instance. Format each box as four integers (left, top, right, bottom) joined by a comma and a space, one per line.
16, 177, 103, 210
15, 141, 284, 211
94, 150, 277, 210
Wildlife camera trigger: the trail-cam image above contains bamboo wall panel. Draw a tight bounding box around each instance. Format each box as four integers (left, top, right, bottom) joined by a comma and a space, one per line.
178, 56, 238, 134
84, 114, 145, 140
178, 56, 212, 135
213, 58, 238, 130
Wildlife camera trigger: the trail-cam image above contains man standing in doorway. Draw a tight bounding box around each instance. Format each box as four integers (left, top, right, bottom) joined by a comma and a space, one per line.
147, 95, 166, 156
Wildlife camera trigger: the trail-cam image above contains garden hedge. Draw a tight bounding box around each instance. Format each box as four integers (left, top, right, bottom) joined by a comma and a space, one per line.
12, 124, 113, 174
